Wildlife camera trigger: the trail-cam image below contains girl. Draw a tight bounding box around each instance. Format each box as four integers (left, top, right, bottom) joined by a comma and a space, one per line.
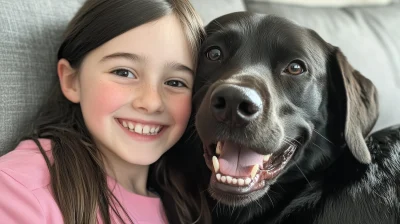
0, 0, 210, 223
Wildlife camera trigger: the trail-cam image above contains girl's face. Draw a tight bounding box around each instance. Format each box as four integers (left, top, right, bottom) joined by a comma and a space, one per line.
64, 14, 194, 166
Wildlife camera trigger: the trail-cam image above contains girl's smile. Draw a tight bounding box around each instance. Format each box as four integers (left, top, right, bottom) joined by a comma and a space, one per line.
116, 118, 167, 141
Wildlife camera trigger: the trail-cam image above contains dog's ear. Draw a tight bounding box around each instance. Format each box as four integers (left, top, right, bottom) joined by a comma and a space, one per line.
332, 48, 379, 164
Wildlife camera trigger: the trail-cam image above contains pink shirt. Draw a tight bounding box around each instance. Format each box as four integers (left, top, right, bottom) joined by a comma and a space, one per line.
0, 139, 167, 224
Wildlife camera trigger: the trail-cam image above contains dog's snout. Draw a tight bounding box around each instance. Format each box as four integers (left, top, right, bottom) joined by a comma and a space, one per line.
210, 84, 262, 126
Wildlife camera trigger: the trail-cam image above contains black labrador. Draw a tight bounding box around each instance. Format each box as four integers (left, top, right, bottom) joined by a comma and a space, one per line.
192, 12, 400, 224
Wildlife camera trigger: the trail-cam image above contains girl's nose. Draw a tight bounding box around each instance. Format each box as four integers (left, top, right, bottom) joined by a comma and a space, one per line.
131, 84, 164, 114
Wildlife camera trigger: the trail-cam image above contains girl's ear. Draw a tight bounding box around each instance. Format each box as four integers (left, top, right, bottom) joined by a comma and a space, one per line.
57, 59, 80, 103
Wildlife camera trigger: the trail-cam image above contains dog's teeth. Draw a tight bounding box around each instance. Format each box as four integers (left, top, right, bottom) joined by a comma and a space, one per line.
216, 141, 222, 155
245, 178, 252, 185
221, 176, 227, 183
238, 178, 245, 186
251, 165, 259, 179
263, 154, 272, 162
226, 176, 232, 184
216, 173, 221, 181
212, 156, 220, 173
232, 178, 238, 185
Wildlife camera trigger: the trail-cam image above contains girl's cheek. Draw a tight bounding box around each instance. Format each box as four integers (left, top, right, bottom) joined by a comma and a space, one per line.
81, 81, 128, 127
170, 94, 192, 125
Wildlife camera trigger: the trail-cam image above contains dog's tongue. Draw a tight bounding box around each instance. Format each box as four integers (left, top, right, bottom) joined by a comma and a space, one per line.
219, 141, 264, 177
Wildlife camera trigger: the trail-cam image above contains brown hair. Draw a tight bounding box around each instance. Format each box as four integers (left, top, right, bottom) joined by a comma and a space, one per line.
23, 0, 210, 223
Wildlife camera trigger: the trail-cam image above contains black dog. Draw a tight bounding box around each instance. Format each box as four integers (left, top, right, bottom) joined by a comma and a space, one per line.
193, 12, 400, 224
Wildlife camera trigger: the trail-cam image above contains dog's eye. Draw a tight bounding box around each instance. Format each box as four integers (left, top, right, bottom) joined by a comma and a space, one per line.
284, 61, 306, 75
205, 47, 222, 61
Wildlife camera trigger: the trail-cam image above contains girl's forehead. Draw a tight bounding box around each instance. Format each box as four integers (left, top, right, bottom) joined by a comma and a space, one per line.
82, 14, 194, 69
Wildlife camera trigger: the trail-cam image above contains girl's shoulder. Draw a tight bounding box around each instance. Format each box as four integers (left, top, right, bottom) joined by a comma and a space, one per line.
0, 139, 53, 191
0, 139, 64, 223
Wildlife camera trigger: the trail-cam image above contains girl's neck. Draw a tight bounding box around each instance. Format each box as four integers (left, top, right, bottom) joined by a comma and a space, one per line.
99, 147, 152, 197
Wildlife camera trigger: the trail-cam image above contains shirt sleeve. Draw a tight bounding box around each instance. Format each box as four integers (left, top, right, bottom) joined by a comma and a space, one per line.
0, 170, 45, 224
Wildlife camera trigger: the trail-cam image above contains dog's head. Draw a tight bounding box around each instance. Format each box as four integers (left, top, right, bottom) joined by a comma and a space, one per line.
193, 12, 378, 207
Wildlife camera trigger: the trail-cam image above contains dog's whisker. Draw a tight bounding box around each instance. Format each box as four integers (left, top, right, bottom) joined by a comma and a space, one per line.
276, 183, 286, 192
313, 129, 334, 145
309, 73, 318, 81
284, 136, 301, 145
312, 142, 326, 152
184, 131, 198, 144
211, 20, 226, 31
230, 204, 235, 217
266, 193, 275, 208
294, 162, 312, 188
252, 196, 263, 210
283, 138, 296, 147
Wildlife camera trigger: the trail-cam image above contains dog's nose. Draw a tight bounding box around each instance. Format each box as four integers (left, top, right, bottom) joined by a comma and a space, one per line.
210, 84, 262, 126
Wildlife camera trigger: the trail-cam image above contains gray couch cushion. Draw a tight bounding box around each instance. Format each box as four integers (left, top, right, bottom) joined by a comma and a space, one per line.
190, 0, 246, 24
244, 1, 400, 132
0, 0, 84, 154
248, 0, 393, 7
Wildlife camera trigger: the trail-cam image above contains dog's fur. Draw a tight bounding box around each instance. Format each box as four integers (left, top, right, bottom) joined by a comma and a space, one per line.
192, 12, 400, 224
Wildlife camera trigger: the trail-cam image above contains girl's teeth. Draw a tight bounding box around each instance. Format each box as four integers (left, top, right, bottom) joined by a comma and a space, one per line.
128, 122, 134, 130
143, 125, 150, 134
121, 120, 162, 135
134, 124, 142, 134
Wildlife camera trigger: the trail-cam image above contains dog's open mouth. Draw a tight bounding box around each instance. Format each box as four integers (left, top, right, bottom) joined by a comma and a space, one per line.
204, 140, 297, 194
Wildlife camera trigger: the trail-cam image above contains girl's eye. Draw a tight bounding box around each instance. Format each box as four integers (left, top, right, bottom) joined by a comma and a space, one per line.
111, 69, 136, 78
164, 80, 187, 88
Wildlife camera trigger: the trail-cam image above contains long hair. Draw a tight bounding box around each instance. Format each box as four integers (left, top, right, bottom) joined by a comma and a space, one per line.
22, 0, 210, 223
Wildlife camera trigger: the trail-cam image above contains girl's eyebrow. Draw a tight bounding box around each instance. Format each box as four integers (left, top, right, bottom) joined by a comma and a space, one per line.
164, 62, 194, 76
100, 52, 194, 76
100, 52, 144, 63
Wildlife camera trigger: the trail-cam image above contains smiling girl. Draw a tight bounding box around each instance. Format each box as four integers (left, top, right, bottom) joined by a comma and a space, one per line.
0, 0, 210, 223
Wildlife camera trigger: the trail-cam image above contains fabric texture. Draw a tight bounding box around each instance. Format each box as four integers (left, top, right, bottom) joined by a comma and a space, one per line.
0, 139, 167, 224
247, 0, 392, 7
0, 0, 85, 154
244, 1, 400, 132
189, 0, 246, 24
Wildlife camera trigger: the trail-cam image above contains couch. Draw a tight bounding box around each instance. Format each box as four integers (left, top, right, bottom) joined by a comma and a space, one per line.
1, 0, 399, 154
